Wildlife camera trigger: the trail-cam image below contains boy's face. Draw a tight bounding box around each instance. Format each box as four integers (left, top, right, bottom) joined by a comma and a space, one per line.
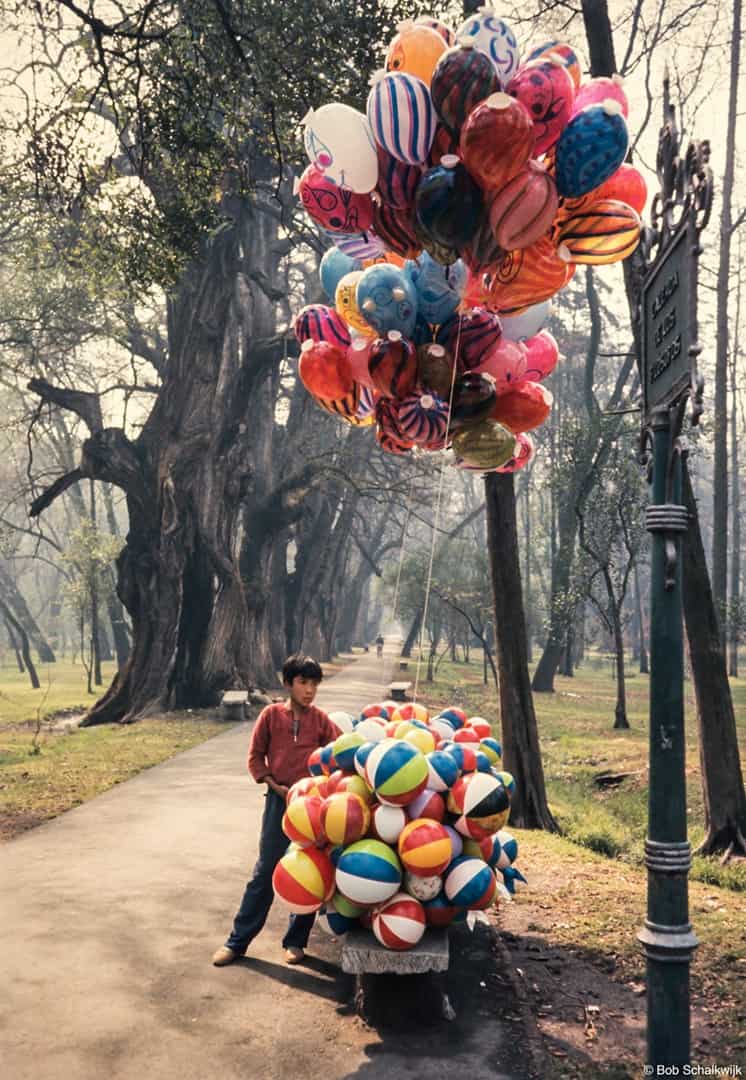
286, 675, 319, 709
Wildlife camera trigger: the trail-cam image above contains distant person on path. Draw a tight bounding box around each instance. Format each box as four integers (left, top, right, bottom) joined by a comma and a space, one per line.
212, 654, 338, 968
375, 634, 384, 658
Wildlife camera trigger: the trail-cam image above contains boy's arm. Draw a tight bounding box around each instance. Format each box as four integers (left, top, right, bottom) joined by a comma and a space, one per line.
320, 710, 340, 744
248, 707, 289, 800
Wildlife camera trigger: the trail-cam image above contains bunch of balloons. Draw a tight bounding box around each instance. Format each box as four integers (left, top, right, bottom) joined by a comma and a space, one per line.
292, 11, 646, 472
271, 700, 526, 950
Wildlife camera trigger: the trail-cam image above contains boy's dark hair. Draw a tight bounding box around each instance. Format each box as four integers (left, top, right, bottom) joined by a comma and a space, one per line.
282, 653, 323, 685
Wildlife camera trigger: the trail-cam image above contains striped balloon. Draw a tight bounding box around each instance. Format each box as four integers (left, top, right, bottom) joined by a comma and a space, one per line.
372, 891, 426, 950
483, 236, 574, 315
282, 795, 326, 848
414, 16, 456, 47
430, 43, 500, 134
373, 201, 422, 259
367, 72, 436, 165
321, 792, 370, 847
488, 162, 559, 251
272, 847, 335, 914
399, 819, 452, 877
462, 209, 505, 275
389, 391, 449, 445
437, 309, 502, 372
335, 838, 403, 906
376, 426, 415, 455
376, 143, 421, 209
555, 102, 629, 199
314, 386, 362, 425
444, 856, 497, 909
368, 332, 418, 399
294, 304, 351, 349
555, 198, 641, 264
366, 739, 429, 807
332, 230, 387, 260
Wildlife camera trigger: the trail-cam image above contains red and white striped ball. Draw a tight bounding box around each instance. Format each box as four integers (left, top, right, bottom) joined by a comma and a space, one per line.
369, 802, 408, 844
282, 795, 326, 848
406, 788, 446, 822
287, 776, 328, 803
398, 818, 453, 877
391, 703, 430, 725
325, 769, 345, 794
468, 718, 492, 739
438, 706, 468, 729
372, 891, 426, 950
360, 702, 391, 721
453, 726, 482, 749
322, 792, 371, 847
272, 846, 335, 914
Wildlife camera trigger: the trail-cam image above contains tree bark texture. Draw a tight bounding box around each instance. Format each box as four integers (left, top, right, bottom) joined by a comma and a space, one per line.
485, 472, 558, 831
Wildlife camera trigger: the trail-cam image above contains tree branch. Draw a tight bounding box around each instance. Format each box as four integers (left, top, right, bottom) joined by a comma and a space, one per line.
27, 378, 103, 434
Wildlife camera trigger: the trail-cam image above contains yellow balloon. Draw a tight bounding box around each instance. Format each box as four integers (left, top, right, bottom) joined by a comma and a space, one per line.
335, 271, 375, 336
386, 22, 447, 86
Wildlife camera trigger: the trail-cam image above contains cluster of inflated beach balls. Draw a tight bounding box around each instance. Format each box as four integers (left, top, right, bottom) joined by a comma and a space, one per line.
271, 701, 526, 950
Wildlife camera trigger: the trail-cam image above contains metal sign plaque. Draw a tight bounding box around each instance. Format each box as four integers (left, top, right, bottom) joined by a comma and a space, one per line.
641, 214, 696, 417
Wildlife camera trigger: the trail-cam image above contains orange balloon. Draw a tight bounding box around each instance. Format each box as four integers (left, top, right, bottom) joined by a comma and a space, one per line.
314, 384, 374, 426
481, 236, 575, 315
558, 164, 648, 218
555, 198, 641, 265
299, 340, 354, 399
386, 22, 447, 86
491, 381, 553, 433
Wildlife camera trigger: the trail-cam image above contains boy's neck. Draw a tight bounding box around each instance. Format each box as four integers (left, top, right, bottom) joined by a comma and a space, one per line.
287, 697, 310, 718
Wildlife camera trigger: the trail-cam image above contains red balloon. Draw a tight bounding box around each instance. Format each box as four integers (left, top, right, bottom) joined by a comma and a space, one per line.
298, 165, 374, 232
459, 92, 533, 191
346, 337, 377, 388
507, 58, 575, 156
368, 332, 418, 399
489, 161, 559, 250
523, 330, 559, 381
588, 163, 647, 215
473, 337, 527, 392
494, 432, 535, 473
428, 123, 459, 167
571, 75, 628, 118
491, 381, 553, 432
299, 340, 354, 399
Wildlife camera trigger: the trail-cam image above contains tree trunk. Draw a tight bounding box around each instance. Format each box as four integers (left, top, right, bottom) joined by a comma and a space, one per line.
608, 584, 629, 729
402, 608, 423, 658
729, 246, 742, 677
101, 483, 131, 667
712, 0, 742, 638
1, 605, 39, 687
485, 472, 558, 831
532, 500, 577, 691
633, 562, 649, 674
682, 461, 746, 855
5, 618, 25, 672
0, 563, 55, 662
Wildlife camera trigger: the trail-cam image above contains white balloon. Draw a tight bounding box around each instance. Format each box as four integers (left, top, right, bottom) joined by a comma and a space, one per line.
328, 710, 354, 733
303, 103, 378, 194
455, 12, 520, 86
500, 300, 552, 341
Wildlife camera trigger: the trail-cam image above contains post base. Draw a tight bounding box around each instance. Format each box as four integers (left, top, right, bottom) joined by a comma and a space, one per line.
637, 920, 699, 962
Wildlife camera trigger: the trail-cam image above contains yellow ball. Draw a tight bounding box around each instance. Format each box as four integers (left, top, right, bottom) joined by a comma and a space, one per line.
403, 727, 437, 755
335, 271, 375, 336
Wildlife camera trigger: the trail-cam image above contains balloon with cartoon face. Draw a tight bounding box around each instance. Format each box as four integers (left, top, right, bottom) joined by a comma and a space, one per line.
525, 41, 582, 89
455, 10, 520, 87
507, 58, 576, 156
298, 166, 374, 233
303, 103, 378, 193
335, 271, 376, 336
404, 252, 467, 325
386, 21, 447, 86
356, 263, 418, 338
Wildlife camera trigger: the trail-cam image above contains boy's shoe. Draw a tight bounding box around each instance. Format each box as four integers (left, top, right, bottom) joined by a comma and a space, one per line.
212, 945, 242, 966
284, 947, 304, 965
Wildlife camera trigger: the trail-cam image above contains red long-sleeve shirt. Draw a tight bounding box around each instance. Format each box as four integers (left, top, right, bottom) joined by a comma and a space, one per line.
247, 701, 338, 787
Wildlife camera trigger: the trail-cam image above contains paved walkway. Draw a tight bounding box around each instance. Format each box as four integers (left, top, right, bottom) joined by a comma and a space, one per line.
0, 643, 527, 1080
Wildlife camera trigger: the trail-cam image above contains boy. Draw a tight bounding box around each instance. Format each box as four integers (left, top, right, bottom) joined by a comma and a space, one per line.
212, 654, 338, 967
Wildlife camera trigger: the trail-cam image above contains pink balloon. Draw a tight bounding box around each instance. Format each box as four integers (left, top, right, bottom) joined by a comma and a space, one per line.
346, 337, 377, 388
523, 330, 559, 382
571, 76, 629, 119
471, 337, 527, 392
495, 432, 535, 473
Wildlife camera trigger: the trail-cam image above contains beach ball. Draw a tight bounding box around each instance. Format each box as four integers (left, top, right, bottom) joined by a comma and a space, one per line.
332, 731, 366, 773
464, 833, 502, 867
369, 802, 408, 844
405, 252, 466, 325
331, 890, 365, 919
493, 770, 515, 796
335, 773, 374, 804
507, 58, 575, 156
488, 161, 559, 250
501, 301, 552, 342
423, 892, 461, 927
468, 718, 492, 739
282, 795, 326, 848
391, 703, 429, 725
335, 838, 402, 906
399, 818, 452, 878
375, 143, 422, 210
372, 891, 426, 950
307, 747, 325, 777
320, 247, 361, 301
325, 769, 345, 795
572, 74, 628, 118
317, 905, 357, 936
352, 742, 377, 781
328, 710, 355, 735
386, 20, 447, 85
287, 776, 328, 802
444, 856, 497, 909
443, 743, 478, 774
319, 742, 337, 776
303, 103, 377, 193
431, 42, 500, 134
273, 846, 335, 914
479, 737, 502, 766
525, 41, 582, 89
523, 330, 559, 381
491, 381, 553, 434
406, 788, 446, 822
460, 92, 533, 192
367, 71, 436, 165
555, 101, 629, 200
475, 752, 492, 773
454, 726, 481, 749
403, 726, 438, 756
416, 158, 483, 252
444, 825, 463, 859
496, 830, 519, 866
297, 165, 375, 233
455, 11, 520, 86
322, 792, 371, 846
366, 740, 429, 807
368, 331, 418, 399
555, 198, 641, 265
425, 750, 460, 792
294, 304, 352, 350
355, 718, 388, 745
428, 715, 456, 742
448, 772, 511, 838
357, 263, 418, 338
404, 871, 443, 902
440, 707, 467, 729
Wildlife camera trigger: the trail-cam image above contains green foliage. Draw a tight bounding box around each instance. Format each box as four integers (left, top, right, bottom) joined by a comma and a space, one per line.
62, 519, 122, 619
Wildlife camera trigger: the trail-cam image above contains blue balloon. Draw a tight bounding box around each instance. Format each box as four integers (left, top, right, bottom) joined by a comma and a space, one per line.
555, 103, 629, 199
355, 264, 418, 338
320, 247, 360, 301
405, 252, 467, 325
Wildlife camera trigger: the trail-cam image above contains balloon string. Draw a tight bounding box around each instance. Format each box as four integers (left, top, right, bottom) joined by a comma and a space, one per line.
386, 470, 416, 694
413, 317, 463, 703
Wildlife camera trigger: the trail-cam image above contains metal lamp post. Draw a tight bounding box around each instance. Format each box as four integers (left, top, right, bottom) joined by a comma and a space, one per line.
637, 74, 713, 1067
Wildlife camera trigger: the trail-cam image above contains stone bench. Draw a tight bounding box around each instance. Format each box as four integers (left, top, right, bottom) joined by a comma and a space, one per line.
388, 681, 412, 702
341, 928, 455, 1020
221, 690, 248, 721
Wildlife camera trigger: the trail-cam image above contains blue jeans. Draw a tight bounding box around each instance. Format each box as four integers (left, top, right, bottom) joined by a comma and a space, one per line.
226, 789, 315, 953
